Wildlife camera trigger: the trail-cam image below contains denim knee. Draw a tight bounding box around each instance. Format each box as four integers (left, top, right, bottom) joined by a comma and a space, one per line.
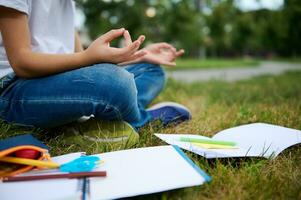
85, 64, 138, 117
154, 64, 166, 86
128, 62, 166, 87
151, 64, 166, 78
141, 63, 166, 80
145, 63, 166, 91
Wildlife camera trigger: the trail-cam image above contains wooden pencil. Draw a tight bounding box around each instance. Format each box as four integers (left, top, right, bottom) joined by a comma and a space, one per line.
2, 171, 107, 182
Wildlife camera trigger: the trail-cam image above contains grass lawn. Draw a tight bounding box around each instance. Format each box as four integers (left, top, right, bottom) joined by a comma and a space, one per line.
167, 58, 260, 70
1, 71, 301, 199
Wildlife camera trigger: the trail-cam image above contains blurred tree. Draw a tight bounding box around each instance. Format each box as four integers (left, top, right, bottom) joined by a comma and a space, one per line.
76, 0, 301, 58
230, 11, 254, 56
205, 0, 237, 56
162, 1, 203, 56
281, 0, 301, 56
77, 0, 203, 56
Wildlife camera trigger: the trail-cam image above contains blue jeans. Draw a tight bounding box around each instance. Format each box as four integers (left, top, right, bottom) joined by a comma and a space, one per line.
0, 63, 166, 128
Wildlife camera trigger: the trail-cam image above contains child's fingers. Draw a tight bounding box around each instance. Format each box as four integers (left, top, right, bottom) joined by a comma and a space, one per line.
122, 35, 145, 51
117, 50, 146, 66
129, 50, 147, 60
114, 40, 140, 60
121, 39, 142, 55
175, 49, 185, 57
123, 30, 132, 46
101, 28, 125, 43
131, 36, 145, 52
118, 58, 141, 66
160, 61, 177, 66
158, 43, 177, 54
128, 40, 141, 53
137, 35, 146, 44
123, 46, 146, 62
158, 43, 174, 49
115, 35, 145, 60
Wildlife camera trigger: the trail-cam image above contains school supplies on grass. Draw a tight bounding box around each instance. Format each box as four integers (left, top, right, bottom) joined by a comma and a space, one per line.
0, 145, 210, 200
0, 134, 102, 178
0, 134, 51, 177
0, 156, 60, 168
0, 152, 85, 200
0, 155, 101, 173
155, 123, 301, 159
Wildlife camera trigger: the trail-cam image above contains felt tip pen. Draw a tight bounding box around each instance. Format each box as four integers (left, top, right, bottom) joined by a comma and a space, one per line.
179, 137, 236, 146
192, 143, 238, 149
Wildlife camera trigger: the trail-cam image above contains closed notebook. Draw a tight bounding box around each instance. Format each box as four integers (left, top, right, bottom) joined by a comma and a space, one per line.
0, 145, 210, 200
155, 123, 301, 159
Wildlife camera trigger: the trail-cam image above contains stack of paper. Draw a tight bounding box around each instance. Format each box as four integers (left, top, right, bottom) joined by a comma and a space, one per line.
155, 123, 301, 159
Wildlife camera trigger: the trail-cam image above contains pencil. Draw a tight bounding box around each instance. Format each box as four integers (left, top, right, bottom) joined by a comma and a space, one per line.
180, 137, 236, 146
2, 171, 107, 182
82, 177, 87, 200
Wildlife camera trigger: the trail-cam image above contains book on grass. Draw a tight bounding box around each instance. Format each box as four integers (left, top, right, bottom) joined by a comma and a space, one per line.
0, 145, 210, 200
155, 123, 301, 159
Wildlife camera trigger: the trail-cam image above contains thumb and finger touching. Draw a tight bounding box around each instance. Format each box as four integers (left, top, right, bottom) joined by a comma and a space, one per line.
99, 29, 182, 66
103, 29, 145, 61
101, 28, 125, 43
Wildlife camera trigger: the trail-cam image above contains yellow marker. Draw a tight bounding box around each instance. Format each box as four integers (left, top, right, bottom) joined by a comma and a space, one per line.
0, 156, 60, 168
192, 143, 238, 149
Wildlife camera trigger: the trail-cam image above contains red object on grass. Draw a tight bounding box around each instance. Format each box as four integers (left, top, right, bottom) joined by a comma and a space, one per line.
14, 149, 40, 159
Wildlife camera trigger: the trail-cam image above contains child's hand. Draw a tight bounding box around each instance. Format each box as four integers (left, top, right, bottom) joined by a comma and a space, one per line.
118, 42, 184, 67
84, 28, 146, 64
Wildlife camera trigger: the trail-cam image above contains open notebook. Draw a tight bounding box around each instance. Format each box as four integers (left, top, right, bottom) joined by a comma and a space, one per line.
155, 123, 301, 159
0, 145, 210, 200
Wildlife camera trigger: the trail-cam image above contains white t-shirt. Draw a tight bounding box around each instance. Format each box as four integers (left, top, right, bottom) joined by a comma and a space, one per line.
0, 0, 76, 78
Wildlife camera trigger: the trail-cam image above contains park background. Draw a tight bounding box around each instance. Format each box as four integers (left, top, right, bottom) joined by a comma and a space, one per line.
1, 0, 301, 199
75, 0, 301, 60
75, 0, 301, 198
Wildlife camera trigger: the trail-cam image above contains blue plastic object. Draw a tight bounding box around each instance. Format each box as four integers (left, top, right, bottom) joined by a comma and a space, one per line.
60, 156, 100, 173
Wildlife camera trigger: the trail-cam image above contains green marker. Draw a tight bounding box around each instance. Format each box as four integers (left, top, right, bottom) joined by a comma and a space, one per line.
180, 137, 236, 146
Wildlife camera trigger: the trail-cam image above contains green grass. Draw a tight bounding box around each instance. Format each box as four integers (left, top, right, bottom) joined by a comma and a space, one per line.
1, 71, 301, 199
167, 58, 260, 70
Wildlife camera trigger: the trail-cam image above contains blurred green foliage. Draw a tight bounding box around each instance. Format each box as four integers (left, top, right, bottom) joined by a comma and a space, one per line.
76, 0, 301, 58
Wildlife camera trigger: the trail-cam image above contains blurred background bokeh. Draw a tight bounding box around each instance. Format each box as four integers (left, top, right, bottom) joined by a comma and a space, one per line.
75, 0, 301, 59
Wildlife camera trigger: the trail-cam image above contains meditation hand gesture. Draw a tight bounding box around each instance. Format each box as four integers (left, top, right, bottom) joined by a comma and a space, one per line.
119, 31, 184, 66
84, 28, 146, 64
